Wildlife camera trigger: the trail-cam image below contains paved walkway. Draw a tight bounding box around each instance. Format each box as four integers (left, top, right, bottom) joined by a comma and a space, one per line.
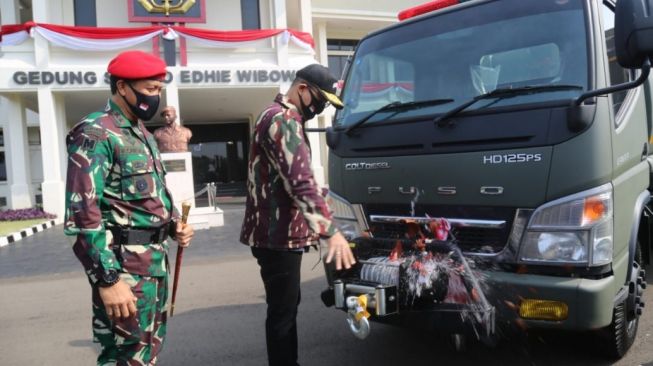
0, 203, 249, 279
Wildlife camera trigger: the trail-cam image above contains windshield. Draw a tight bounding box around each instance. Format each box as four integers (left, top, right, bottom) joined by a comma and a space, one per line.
335, 0, 589, 127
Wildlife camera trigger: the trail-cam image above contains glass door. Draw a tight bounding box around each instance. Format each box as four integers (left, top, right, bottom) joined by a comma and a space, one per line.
187, 123, 249, 204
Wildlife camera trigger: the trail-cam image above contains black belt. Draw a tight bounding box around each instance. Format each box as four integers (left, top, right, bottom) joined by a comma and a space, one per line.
109, 222, 173, 245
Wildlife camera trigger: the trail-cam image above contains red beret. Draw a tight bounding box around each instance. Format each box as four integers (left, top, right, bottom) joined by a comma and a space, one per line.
107, 50, 167, 80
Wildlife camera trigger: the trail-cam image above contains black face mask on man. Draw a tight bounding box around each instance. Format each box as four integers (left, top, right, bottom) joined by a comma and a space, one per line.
299, 87, 326, 121
122, 82, 160, 121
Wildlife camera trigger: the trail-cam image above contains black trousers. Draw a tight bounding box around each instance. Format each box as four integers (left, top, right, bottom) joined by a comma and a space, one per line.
252, 247, 303, 366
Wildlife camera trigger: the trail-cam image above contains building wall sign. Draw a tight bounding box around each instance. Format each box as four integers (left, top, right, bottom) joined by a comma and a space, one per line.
178, 70, 296, 84
13, 71, 99, 85
9, 69, 297, 87
128, 0, 207, 23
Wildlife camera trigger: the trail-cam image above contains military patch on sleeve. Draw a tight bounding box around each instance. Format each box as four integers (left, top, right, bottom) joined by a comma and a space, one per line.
132, 160, 147, 171
81, 137, 97, 151
135, 177, 149, 192
77, 124, 105, 152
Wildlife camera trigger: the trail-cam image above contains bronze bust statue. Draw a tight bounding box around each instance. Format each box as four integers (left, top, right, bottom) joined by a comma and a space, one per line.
154, 106, 192, 153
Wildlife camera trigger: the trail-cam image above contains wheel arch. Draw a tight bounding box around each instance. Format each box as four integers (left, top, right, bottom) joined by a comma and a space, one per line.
627, 190, 650, 285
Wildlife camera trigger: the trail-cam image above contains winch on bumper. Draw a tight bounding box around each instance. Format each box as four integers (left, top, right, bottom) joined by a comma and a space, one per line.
321, 237, 496, 340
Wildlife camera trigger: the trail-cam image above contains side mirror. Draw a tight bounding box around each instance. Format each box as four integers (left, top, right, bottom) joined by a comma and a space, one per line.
304, 126, 339, 148
573, 0, 653, 107
615, 0, 653, 68
325, 127, 340, 149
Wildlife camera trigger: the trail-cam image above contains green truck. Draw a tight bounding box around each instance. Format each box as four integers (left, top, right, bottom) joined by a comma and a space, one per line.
320, 0, 651, 358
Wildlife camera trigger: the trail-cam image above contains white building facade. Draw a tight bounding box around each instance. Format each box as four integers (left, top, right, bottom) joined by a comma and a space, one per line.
0, 0, 423, 219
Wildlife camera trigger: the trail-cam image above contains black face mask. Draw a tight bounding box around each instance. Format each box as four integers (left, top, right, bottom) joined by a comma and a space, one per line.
122, 82, 160, 121
299, 88, 325, 121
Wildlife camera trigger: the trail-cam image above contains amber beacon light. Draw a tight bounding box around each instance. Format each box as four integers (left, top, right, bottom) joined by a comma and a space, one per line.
397, 0, 473, 21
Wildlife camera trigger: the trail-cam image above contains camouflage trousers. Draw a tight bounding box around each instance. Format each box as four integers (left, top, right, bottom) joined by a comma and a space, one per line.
91, 273, 168, 366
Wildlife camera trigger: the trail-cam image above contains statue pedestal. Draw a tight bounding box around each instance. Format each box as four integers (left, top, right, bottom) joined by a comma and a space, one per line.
161, 152, 195, 210
161, 152, 223, 229
185, 206, 225, 230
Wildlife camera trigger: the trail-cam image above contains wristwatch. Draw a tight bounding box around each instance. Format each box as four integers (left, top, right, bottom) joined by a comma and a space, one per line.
98, 269, 120, 287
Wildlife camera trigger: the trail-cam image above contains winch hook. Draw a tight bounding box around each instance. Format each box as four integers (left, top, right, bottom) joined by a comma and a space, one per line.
346, 295, 371, 340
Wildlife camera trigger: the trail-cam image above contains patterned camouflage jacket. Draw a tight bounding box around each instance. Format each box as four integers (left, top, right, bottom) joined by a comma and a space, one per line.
240, 94, 337, 249
64, 99, 176, 284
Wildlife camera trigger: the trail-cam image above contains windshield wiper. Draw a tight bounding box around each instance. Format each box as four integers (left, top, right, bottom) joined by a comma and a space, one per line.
345, 98, 454, 135
434, 84, 584, 127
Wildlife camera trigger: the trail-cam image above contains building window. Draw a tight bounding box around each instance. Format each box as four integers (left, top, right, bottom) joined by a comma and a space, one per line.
602, 2, 635, 122
327, 39, 358, 80
241, 0, 260, 30
0, 129, 6, 182
19, 1, 33, 23
74, 0, 97, 26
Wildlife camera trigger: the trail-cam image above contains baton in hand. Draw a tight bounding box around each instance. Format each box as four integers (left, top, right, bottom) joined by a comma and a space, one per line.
170, 201, 191, 317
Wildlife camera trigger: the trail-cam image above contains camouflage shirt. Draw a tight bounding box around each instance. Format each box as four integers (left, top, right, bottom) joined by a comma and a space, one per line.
240, 94, 337, 249
64, 99, 175, 284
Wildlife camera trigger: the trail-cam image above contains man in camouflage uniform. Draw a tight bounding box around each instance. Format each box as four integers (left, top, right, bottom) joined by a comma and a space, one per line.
64, 50, 194, 366
240, 64, 356, 366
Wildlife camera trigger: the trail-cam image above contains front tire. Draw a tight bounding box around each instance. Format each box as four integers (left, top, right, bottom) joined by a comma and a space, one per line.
598, 243, 645, 359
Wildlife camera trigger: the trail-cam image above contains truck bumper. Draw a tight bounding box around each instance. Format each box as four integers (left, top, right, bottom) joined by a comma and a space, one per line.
322, 236, 624, 334
323, 271, 617, 334
482, 270, 617, 331
325, 279, 496, 338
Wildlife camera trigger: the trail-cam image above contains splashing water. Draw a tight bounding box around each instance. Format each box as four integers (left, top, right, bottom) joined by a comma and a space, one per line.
404, 251, 457, 301
360, 247, 484, 306
410, 189, 420, 217
358, 217, 495, 339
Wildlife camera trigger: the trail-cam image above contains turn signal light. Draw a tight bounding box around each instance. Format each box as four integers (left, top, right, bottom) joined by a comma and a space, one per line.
583, 197, 606, 224
519, 299, 568, 321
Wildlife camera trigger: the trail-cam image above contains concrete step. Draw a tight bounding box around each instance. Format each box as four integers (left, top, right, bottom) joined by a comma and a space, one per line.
187, 206, 224, 230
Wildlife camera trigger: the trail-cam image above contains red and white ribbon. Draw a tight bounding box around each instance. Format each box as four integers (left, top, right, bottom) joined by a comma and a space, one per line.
172, 26, 313, 52
0, 24, 30, 46
0, 22, 315, 52
34, 24, 165, 51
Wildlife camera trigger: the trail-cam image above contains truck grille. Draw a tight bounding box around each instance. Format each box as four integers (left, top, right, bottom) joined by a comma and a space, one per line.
364, 204, 515, 254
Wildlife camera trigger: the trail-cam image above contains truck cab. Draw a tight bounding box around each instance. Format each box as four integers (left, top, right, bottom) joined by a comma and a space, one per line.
321, 0, 651, 358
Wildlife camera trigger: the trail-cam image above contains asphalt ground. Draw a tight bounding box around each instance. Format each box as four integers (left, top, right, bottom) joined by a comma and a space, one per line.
0, 204, 652, 365
0, 203, 252, 279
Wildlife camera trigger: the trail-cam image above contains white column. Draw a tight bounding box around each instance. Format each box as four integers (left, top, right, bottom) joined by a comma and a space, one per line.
298, 0, 312, 33
38, 89, 66, 219
319, 114, 331, 184
3, 95, 33, 208
32, 0, 51, 68
31, 0, 50, 22
314, 22, 332, 185
306, 117, 324, 186
0, 0, 20, 24
61, 0, 75, 25
272, 0, 288, 66
55, 93, 68, 190
315, 22, 329, 66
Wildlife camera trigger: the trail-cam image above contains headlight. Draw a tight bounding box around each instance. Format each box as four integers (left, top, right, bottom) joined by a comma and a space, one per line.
521, 232, 588, 262
326, 191, 368, 241
519, 184, 613, 266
